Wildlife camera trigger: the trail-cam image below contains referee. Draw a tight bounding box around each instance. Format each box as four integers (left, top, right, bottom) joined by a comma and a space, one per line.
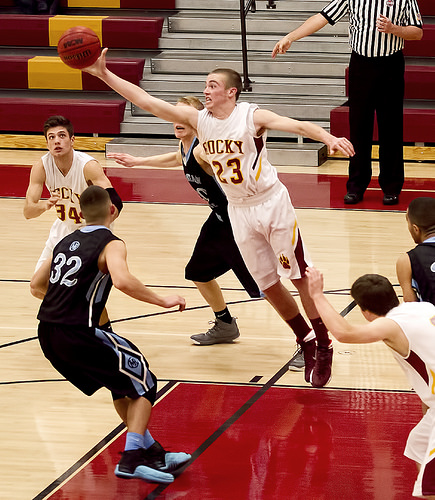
272, 0, 423, 206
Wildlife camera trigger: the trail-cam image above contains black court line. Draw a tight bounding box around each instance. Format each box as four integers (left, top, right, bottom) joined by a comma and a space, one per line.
33, 380, 178, 500
145, 300, 358, 498
31, 297, 364, 499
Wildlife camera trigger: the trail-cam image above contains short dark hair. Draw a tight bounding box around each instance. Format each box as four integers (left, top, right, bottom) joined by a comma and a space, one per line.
408, 197, 435, 234
79, 185, 111, 222
209, 68, 243, 100
43, 115, 74, 138
351, 274, 399, 316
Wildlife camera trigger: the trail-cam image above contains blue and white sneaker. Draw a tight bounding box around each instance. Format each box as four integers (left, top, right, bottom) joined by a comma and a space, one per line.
115, 448, 174, 483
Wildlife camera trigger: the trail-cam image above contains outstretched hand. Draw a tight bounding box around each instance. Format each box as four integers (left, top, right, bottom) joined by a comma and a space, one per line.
271, 35, 292, 58
327, 136, 355, 157
106, 153, 138, 168
82, 47, 109, 76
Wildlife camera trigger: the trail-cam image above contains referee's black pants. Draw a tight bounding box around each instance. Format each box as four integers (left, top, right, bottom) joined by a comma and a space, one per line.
347, 50, 405, 197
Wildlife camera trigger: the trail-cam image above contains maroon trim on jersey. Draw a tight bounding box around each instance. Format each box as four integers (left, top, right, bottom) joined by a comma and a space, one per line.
422, 454, 435, 496
294, 227, 309, 275
251, 136, 264, 170
406, 350, 429, 385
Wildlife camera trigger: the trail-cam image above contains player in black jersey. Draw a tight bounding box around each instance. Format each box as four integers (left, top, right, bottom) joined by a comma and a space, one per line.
397, 197, 435, 304
108, 96, 262, 346
31, 185, 190, 484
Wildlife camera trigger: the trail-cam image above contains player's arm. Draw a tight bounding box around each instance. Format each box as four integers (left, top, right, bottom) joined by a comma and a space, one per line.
23, 160, 61, 219
84, 160, 123, 217
272, 13, 328, 58
106, 151, 181, 169
193, 144, 214, 176
103, 240, 186, 311
306, 267, 409, 356
253, 108, 355, 157
29, 257, 52, 299
396, 253, 418, 302
84, 159, 112, 188
83, 49, 198, 129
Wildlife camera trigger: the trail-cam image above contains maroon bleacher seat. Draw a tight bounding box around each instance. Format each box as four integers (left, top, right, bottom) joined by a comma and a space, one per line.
345, 65, 435, 100
404, 24, 435, 58
0, 98, 126, 135
0, 15, 164, 49
330, 106, 435, 144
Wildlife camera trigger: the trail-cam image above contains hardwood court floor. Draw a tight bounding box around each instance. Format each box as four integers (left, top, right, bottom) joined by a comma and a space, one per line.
0, 150, 434, 499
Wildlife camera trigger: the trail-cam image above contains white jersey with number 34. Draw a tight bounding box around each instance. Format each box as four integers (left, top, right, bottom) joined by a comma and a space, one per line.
42, 149, 94, 231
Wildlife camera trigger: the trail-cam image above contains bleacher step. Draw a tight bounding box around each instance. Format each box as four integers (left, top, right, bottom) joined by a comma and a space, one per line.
106, 136, 327, 167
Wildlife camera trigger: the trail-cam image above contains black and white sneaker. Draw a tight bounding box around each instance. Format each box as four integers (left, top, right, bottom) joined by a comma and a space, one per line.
114, 448, 174, 483
146, 441, 191, 472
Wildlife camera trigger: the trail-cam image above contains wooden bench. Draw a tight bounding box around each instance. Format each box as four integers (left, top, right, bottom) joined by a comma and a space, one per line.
0, 97, 126, 135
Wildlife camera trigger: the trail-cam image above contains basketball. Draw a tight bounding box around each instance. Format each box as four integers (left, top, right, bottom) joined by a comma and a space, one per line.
57, 26, 101, 70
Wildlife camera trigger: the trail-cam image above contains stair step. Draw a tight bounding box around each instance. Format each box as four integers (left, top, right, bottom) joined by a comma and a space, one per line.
158, 31, 352, 54
168, 13, 349, 36
150, 55, 349, 78
118, 114, 330, 139
174, 0, 328, 13
141, 73, 346, 96
106, 136, 328, 166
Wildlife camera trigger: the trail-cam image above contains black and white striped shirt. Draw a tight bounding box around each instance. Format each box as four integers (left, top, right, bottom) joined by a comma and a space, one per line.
321, 0, 422, 57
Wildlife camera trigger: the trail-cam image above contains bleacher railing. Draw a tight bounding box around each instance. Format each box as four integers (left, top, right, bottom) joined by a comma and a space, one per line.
240, 0, 276, 92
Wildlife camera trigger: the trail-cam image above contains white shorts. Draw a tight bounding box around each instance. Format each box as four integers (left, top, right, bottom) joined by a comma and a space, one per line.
35, 219, 81, 271
228, 181, 312, 291
404, 407, 435, 497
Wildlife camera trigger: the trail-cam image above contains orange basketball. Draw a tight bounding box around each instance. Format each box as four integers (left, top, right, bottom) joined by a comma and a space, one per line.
57, 26, 101, 70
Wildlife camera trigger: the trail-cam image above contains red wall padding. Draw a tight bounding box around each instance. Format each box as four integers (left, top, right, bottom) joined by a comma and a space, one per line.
0, 98, 126, 134
330, 106, 435, 143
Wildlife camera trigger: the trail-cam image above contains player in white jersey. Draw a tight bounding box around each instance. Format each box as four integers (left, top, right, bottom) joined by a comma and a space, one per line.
307, 268, 435, 498
24, 116, 121, 274
83, 55, 354, 388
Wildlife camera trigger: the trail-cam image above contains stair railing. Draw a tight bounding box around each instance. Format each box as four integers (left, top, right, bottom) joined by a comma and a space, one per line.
240, 0, 276, 92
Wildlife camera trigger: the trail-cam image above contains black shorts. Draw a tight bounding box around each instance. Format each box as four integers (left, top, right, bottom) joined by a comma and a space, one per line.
185, 211, 261, 298
38, 322, 157, 404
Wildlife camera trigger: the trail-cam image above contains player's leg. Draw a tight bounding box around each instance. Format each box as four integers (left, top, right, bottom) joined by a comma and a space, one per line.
186, 213, 239, 345
404, 409, 435, 498
113, 396, 191, 475
292, 276, 333, 388
262, 279, 316, 381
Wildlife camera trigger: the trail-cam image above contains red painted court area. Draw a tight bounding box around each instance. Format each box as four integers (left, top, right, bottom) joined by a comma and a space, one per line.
46, 383, 420, 500
1, 164, 433, 210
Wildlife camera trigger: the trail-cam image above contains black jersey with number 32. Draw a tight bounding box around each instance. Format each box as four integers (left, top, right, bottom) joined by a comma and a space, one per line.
38, 226, 120, 327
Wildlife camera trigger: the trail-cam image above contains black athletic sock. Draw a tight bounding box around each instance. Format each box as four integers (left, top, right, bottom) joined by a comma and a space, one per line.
215, 307, 232, 324
310, 317, 330, 347
287, 313, 311, 343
